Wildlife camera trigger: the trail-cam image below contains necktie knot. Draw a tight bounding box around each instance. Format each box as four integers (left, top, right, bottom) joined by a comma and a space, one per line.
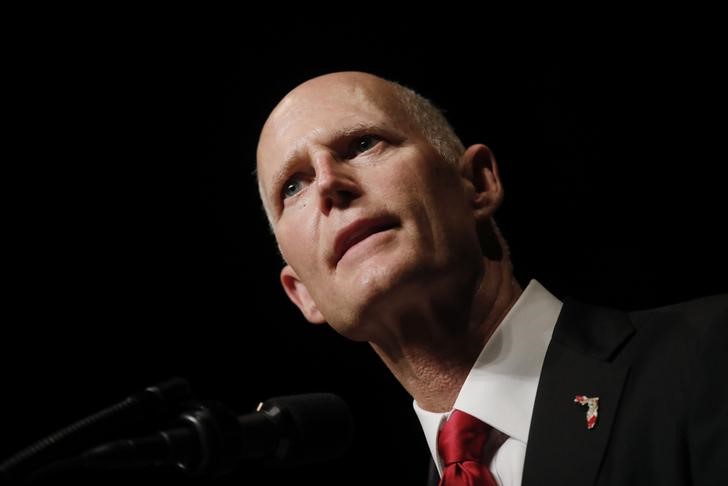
437, 410, 491, 466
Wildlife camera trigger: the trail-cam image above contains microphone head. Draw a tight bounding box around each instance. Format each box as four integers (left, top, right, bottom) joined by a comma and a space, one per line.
260, 393, 354, 466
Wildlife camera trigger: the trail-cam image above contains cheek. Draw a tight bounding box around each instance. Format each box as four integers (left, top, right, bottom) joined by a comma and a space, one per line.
277, 226, 308, 263
276, 218, 320, 275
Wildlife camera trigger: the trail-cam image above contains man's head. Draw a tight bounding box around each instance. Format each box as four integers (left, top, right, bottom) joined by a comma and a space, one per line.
256, 72, 504, 341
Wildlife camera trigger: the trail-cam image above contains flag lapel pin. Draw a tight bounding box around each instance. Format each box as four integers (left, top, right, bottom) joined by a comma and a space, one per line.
574, 395, 600, 429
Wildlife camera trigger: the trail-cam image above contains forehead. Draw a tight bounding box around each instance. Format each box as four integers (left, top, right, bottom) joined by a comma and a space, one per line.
256, 80, 408, 184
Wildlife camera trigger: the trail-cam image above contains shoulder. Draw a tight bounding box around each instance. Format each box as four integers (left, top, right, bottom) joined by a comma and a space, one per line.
553, 293, 727, 364
630, 292, 727, 323
610, 294, 728, 393
628, 293, 728, 349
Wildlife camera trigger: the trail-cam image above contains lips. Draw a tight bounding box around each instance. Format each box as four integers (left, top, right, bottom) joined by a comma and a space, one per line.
333, 216, 399, 266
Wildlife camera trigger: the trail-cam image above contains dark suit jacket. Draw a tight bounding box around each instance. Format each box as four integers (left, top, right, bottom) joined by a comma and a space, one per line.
427, 294, 727, 485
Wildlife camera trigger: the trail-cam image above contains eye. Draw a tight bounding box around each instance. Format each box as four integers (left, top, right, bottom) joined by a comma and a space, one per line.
282, 177, 304, 200
351, 135, 381, 155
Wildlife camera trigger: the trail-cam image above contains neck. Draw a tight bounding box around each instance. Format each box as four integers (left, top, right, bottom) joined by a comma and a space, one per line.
370, 257, 522, 412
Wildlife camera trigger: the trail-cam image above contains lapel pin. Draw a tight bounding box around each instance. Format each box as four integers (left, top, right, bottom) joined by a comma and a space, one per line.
574, 395, 600, 429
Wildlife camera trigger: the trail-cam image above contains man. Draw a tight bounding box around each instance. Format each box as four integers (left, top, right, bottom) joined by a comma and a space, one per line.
255, 71, 726, 485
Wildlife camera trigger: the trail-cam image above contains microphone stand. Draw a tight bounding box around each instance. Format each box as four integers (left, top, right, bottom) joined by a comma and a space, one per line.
0, 377, 191, 484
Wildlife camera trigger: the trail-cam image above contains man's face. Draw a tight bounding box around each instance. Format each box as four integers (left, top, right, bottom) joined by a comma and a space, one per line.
256, 74, 482, 341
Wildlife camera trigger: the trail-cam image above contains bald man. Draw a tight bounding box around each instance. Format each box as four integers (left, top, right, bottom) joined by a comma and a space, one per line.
256, 72, 727, 486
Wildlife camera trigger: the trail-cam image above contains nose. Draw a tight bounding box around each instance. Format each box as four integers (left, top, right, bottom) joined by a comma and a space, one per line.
314, 152, 360, 215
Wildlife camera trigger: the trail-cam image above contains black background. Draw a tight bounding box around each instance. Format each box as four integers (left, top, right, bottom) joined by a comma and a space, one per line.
3, 20, 726, 485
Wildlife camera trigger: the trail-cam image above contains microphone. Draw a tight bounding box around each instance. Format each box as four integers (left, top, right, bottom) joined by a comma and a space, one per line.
71, 393, 354, 478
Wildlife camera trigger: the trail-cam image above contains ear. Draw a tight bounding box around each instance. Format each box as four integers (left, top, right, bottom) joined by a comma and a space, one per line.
280, 265, 326, 324
459, 144, 503, 220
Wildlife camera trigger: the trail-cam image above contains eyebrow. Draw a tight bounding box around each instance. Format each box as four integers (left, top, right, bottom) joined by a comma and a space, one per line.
268, 122, 402, 202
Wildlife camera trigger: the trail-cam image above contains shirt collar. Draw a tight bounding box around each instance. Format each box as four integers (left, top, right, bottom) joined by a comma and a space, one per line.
413, 279, 562, 464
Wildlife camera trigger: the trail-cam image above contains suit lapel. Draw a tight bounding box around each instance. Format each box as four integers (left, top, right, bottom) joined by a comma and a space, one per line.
522, 299, 634, 486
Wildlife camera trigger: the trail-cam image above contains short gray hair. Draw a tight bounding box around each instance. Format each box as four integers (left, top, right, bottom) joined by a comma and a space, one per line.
390, 81, 465, 166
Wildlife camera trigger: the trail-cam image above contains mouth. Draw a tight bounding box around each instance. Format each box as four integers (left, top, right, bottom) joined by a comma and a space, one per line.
333, 216, 399, 266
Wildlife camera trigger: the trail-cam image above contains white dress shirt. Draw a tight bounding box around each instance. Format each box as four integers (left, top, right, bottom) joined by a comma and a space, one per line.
413, 280, 562, 486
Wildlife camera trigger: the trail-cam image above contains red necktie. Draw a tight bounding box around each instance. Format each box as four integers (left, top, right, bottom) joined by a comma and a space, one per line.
437, 409, 498, 486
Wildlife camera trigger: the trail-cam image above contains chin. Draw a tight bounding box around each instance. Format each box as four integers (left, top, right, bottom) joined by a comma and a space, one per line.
353, 255, 414, 297
357, 258, 423, 306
